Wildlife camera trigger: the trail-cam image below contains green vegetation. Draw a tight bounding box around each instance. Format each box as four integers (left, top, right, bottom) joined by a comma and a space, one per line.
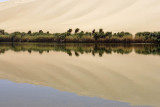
135, 32, 160, 43
0, 29, 160, 43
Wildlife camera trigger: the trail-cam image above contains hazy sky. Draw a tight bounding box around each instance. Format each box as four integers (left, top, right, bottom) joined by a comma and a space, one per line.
0, 0, 8, 2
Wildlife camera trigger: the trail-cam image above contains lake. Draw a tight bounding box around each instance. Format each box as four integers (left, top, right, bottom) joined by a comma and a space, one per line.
0, 43, 160, 107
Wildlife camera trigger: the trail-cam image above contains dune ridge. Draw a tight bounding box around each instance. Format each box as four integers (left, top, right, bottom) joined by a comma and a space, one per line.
0, 0, 160, 33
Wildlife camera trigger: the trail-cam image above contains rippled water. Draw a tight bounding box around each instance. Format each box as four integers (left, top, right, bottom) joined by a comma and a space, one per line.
0, 43, 160, 107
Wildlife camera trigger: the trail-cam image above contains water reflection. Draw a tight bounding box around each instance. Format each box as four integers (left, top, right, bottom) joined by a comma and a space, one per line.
0, 43, 160, 107
0, 80, 151, 107
0, 43, 160, 56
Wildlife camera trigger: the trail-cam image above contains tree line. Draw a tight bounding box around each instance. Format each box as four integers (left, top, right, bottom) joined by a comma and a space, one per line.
0, 28, 160, 43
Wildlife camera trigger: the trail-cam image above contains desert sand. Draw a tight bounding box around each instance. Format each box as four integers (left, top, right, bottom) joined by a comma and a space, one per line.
0, 0, 160, 33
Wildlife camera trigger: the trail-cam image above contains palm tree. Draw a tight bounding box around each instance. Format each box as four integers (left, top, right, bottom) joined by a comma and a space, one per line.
39, 30, 43, 34
67, 29, 72, 33
67, 29, 72, 36
99, 29, 103, 33
78, 31, 84, 38
93, 32, 99, 41
0, 29, 5, 35
99, 29, 105, 38
27, 30, 32, 35
75, 28, 80, 34
47, 31, 50, 34
92, 29, 95, 34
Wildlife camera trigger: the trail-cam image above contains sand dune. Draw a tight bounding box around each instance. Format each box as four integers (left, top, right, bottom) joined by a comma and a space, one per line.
0, 0, 160, 33
0, 51, 160, 107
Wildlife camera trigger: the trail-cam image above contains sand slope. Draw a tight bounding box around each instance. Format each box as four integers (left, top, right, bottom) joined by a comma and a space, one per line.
0, 0, 160, 33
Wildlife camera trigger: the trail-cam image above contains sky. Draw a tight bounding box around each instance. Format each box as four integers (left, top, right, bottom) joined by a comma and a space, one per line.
0, 0, 8, 2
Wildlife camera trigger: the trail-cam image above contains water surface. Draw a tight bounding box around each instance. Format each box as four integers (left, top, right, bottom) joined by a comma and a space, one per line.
0, 43, 160, 107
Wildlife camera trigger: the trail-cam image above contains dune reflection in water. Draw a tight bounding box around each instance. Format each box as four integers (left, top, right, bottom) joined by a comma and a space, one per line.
0, 43, 160, 107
